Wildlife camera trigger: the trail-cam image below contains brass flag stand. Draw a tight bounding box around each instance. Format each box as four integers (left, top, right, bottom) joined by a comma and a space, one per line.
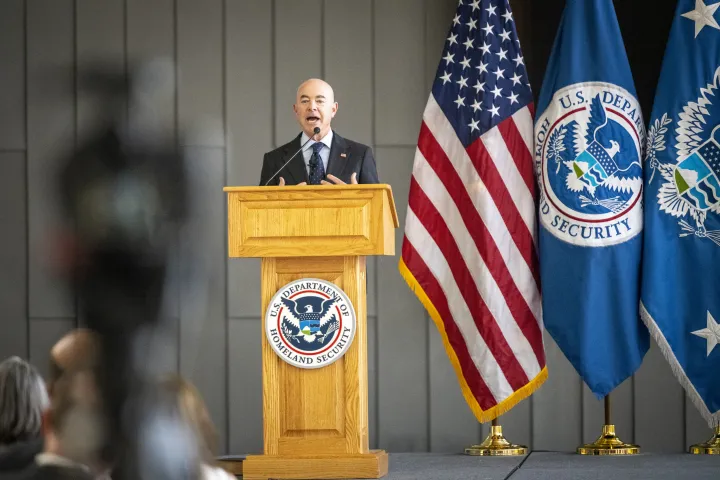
689, 426, 720, 455
577, 395, 639, 455
464, 418, 527, 456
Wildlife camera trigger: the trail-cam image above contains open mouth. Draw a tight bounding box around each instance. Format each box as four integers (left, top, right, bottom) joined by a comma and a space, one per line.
306, 116, 320, 123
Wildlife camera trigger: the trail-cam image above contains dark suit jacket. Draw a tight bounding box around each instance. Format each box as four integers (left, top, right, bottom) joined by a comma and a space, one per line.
0, 464, 93, 480
0, 439, 44, 474
259, 132, 379, 186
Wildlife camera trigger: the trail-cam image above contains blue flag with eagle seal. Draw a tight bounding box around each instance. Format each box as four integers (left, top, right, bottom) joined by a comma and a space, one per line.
641, 0, 720, 427
534, 0, 649, 397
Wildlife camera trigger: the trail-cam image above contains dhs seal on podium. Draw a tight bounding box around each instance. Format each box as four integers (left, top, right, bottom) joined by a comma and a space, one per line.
265, 278, 356, 369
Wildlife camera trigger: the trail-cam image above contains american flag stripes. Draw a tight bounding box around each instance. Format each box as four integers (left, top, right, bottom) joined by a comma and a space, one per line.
398, 0, 546, 421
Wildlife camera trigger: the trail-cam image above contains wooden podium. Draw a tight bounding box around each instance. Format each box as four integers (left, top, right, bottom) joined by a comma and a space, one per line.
224, 184, 398, 480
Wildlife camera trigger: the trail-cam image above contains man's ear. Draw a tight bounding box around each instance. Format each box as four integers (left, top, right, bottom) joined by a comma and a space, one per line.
331, 102, 338, 118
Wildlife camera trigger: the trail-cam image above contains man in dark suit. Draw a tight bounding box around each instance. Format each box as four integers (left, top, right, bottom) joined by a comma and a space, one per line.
259, 78, 379, 186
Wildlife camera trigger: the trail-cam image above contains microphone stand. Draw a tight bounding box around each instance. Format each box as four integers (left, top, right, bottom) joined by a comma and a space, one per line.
264, 126, 320, 186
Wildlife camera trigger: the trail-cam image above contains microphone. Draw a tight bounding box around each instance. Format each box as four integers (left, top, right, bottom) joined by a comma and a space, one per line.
264, 126, 320, 186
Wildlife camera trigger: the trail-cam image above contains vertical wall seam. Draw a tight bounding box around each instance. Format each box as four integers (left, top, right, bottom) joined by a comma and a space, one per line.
370, 0, 380, 450
221, 0, 229, 454
24, 0, 30, 358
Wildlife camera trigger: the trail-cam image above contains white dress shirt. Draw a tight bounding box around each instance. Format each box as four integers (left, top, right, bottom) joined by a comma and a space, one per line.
300, 129, 333, 177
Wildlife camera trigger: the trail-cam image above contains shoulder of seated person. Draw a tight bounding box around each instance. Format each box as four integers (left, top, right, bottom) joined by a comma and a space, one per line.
201, 464, 235, 480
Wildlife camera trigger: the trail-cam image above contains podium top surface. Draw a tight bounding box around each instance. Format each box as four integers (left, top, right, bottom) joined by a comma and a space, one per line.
223, 184, 399, 228
225, 184, 399, 258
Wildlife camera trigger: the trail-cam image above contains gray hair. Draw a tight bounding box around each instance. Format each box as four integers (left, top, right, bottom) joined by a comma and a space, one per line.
0, 356, 49, 445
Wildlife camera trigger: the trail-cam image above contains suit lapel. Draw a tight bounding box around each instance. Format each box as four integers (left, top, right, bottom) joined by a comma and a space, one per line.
326, 133, 350, 179
283, 135, 308, 184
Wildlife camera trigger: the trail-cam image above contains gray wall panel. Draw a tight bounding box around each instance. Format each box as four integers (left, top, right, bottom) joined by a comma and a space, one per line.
0, 0, 25, 150
180, 147, 228, 453
274, 0, 323, 145
498, 394, 532, 449
27, 0, 75, 318
29, 318, 75, 381
428, 325, 481, 452
374, 0, 425, 146
177, 0, 224, 147
686, 397, 712, 450
228, 318, 263, 455
424, 0, 456, 92
634, 342, 685, 452
226, 0, 273, 187
367, 259, 377, 327
226, 0, 272, 319
368, 315, 379, 449
127, 0, 179, 318
532, 333, 582, 451
76, 0, 125, 136
583, 377, 634, 445
126, 0, 176, 142
0, 152, 28, 360
376, 146, 428, 452
127, 0, 175, 63
324, 0, 372, 147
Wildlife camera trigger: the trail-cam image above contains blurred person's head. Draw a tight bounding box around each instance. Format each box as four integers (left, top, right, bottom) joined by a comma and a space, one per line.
48, 329, 100, 395
0, 357, 49, 446
160, 375, 218, 466
42, 369, 106, 471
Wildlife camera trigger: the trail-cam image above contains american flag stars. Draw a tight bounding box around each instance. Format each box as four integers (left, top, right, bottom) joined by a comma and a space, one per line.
434, 0, 532, 147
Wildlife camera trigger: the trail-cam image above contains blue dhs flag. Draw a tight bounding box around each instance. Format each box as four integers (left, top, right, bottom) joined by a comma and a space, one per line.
534, 0, 649, 397
642, 0, 720, 427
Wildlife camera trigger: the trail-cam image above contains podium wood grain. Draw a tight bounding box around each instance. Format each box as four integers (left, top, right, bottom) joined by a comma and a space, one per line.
225, 185, 396, 479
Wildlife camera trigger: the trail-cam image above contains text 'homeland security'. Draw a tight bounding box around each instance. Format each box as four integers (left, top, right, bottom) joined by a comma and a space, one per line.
268, 327, 353, 366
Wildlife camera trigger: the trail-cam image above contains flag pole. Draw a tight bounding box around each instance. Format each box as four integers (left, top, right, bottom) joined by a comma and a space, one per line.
576, 393, 640, 455
689, 426, 720, 455
464, 417, 527, 456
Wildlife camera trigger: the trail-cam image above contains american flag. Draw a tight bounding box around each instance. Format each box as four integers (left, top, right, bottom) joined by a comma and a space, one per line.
398, 0, 546, 421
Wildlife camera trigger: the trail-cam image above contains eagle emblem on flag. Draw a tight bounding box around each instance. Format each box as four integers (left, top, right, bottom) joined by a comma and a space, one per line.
647, 66, 720, 246
550, 94, 643, 213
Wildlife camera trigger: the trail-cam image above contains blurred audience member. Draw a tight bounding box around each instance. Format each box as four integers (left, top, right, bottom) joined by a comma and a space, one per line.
0, 358, 48, 473
1, 370, 105, 480
161, 376, 234, 480
48, 330, 100, 396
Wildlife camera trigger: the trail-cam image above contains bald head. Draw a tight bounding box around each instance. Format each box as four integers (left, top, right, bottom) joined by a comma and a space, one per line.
293, 78, 338, 140
49, 329, 100, 394
296, 78, 335, 102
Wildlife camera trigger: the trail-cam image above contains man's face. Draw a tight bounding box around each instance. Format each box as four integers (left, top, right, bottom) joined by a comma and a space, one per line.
293, 79, 338, 139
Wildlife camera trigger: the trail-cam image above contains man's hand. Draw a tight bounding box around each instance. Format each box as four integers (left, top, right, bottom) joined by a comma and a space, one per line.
321, 173, 358, 185
278, 177, 307, 186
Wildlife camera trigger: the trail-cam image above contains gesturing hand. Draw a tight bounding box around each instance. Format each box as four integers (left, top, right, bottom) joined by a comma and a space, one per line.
277, 177, 307, 186
321, 173, 358, 185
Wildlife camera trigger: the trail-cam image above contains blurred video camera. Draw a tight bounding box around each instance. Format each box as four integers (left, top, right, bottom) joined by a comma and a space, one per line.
56, 58, 205, 480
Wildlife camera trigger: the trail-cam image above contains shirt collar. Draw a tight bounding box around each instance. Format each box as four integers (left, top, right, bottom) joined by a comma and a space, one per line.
35, 453, 90, 472
301, 129, 333, 152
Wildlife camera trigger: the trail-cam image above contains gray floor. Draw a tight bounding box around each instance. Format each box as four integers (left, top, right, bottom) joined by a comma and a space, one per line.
361, 452, 720, 480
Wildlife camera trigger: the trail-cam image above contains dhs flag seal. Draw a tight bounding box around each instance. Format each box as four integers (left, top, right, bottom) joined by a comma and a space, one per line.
641, 0, 720, 427
536, 82, 644, 246
265, 278, 356, 369
533, 0, 649, 398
